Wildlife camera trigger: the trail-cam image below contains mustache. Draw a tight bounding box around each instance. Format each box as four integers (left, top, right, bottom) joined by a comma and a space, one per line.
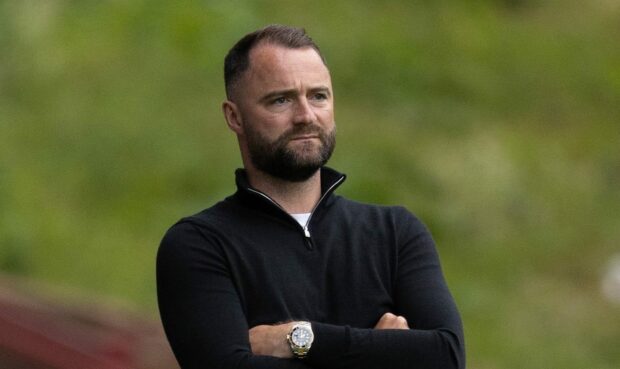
280, 125, 326, 141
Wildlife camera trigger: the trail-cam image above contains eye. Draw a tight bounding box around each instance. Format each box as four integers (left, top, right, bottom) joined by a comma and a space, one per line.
312, 92, 328, 101
271, 96, 288, 105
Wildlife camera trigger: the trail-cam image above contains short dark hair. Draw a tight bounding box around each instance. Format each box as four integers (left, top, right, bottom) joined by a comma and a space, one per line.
224, 24, 326, 100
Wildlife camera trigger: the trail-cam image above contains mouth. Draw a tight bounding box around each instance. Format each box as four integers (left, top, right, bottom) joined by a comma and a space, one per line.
290, 135, 319, 141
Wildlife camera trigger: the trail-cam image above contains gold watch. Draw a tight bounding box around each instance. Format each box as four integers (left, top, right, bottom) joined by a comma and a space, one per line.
287, 321, 314, 359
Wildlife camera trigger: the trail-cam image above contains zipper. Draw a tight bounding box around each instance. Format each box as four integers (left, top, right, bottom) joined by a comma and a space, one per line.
302, 176, 345, 238
245, 175, 345, 250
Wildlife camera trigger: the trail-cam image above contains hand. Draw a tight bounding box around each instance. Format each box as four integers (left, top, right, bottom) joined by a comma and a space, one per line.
249, 322, 295, 358
374, 312, 410, 330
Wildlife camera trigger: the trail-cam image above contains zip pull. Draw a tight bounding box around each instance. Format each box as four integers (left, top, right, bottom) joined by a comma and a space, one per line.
303, 225, 313, 250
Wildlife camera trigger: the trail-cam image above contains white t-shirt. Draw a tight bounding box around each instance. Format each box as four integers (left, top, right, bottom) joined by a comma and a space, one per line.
290, 213, 311, 227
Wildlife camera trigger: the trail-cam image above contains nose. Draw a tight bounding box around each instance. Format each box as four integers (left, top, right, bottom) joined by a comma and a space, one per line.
292, 97, 315, 125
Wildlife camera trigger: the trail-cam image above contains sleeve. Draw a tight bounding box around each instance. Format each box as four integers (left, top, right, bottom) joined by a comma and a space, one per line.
156, 221, 315, 369
304, 208, 465, 369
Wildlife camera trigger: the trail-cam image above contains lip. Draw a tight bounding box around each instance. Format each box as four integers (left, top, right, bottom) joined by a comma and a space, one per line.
290, 135, 319, 141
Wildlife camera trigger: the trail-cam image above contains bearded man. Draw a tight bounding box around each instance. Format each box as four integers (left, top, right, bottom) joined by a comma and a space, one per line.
156, 24, 465, 369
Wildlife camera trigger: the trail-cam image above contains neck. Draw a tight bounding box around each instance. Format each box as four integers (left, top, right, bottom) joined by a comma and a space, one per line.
246, 169, 322, 214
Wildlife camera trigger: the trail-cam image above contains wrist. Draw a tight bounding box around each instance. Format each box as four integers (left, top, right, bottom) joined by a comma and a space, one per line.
287, 321, 314, 359
248, 323, 295, 358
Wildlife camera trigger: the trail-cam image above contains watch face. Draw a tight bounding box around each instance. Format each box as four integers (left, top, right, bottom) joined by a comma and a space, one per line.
291, 327, 312, 347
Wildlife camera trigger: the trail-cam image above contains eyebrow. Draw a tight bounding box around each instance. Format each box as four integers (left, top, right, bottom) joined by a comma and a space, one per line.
259, 86, 332, 103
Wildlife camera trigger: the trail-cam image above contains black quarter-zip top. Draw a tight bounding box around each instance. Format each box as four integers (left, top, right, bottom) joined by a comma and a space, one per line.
157, 166, 465, 369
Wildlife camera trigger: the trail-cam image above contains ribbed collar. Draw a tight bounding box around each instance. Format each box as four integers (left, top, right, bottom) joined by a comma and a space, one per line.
234, 167, 346, 196
230, 167, 346, 231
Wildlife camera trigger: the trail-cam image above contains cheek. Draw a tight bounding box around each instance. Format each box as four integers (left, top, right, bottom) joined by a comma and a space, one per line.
321, 102, 335, 119
244, 113, 293, 139
317, 109, 335, 126
243, 108, 282, 127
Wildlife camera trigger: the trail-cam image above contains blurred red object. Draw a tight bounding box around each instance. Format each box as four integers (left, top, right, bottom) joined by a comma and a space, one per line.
0, 274, 178, 369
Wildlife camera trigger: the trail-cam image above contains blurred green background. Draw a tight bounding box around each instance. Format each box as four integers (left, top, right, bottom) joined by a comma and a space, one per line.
1, 0, 619, 368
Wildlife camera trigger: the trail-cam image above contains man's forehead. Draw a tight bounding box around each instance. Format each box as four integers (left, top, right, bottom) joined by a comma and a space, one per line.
248, 42, 324, 66
244, 43, 330, 87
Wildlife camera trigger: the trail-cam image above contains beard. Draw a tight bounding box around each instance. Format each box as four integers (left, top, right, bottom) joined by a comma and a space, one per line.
244, 123, 336, 182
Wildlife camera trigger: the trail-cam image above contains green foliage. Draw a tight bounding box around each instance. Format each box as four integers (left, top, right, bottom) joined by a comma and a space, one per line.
1, 1, 619, 368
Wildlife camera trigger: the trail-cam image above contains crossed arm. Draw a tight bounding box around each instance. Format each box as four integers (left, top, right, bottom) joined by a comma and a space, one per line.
250, 312, 410, 358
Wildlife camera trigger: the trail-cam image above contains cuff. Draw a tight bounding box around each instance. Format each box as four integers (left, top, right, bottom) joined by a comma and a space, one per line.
306, 322, 351, 366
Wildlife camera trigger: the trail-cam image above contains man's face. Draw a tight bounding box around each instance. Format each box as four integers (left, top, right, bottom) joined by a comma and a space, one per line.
231, 43, 336, 182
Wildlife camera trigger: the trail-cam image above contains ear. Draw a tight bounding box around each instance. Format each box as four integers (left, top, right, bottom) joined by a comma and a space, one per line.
222, 100, 244, 135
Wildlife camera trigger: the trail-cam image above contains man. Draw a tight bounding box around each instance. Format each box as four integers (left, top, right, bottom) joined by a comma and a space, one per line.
157, 25, 465, 369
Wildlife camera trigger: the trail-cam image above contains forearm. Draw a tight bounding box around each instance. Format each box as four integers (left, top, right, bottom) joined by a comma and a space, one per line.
159, 300, 316, 369
251, 313, 462, 369
249, 322, 296, 359
307, 323, 464, 369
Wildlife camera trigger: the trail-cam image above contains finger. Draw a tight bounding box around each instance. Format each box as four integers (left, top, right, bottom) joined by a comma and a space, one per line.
375, 312, 400, 329
382, 312, 397, 320
396, 316, 409, 329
